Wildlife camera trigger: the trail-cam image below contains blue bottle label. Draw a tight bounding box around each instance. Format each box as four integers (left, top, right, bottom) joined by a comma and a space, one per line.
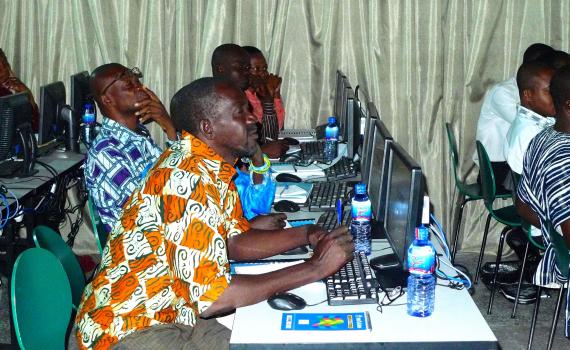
351, 200, 371, 221
407, 245, 435, 275
325, 126, 338, 140
83, 113, 96, 123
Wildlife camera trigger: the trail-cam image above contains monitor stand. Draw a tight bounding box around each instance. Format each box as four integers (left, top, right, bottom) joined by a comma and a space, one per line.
370, 253, 409, 290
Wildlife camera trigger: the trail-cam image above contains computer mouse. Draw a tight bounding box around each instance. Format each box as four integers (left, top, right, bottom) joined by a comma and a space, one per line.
281, 245, 309, 255
279, 153, 302, 163
267, 292, 307, 311
281, 137, 300, 146
274, 200, 300, 213
275, 172, 302, 183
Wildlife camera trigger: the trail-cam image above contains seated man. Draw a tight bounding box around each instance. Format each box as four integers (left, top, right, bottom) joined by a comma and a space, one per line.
516, 65, 570, 339
85, 63, 177, 233
474, 43, 554, 191
242, 45, 285, 138
211, 43, 288, 158
75, 77, 353, 349
0, 48, 39, 131
504, 61, 555, 175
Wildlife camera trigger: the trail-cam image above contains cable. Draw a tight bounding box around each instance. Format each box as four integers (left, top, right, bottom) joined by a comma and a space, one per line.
0, 192, 9, 229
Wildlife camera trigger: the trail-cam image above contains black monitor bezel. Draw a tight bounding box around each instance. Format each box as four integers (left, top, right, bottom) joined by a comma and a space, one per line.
38, 81, 66, 146
0, 93, 33, 161
345, 88, 361, 160
382, 141, 423, 270
70, 71, 91, 120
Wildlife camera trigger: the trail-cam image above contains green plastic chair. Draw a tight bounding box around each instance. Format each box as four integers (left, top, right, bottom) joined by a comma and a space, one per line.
445, 123, 511, 262
528, 221, 569, 350
33, 225, 86, 309
11, 248, 72, 350
475, 141, 522, 314
510, 171, 546, 318
87, 196, 108, 255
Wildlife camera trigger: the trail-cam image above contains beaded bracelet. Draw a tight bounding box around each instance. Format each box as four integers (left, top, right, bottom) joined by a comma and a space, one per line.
249, 154, 271, 174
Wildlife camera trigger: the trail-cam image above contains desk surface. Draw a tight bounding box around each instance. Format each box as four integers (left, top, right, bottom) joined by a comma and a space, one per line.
230, 240, 498, 350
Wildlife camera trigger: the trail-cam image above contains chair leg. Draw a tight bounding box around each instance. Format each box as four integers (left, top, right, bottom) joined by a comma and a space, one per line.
475, 213, 492, 284
511, 240, 530, 318
488, 226, 510, 314
451, 197, 469, 263
546, 286, 566, 350
528, 286, 542, 350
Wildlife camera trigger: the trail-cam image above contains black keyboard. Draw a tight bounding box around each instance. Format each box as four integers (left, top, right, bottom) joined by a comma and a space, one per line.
317, 208, 351, 231
308, 182, 349, 211
325, 251, 379, 306
300, 140, 326, 162
0, 160, 23, 178
325, 157, 359, 180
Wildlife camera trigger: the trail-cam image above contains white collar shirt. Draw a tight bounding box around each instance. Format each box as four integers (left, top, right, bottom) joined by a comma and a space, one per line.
473, 77, 519, 164
504, 105, 555, 174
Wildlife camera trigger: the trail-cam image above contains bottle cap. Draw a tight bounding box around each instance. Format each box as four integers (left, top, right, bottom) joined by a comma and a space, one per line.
355, 183, 367, 195
328, 116, 336, 124
84, 102, 93, 109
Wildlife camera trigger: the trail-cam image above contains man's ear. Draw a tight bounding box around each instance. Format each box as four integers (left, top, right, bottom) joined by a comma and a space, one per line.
100, 94, 113, 108
522, 88, 533, 102
215, 64, 224, 75
200, 119, 215, 140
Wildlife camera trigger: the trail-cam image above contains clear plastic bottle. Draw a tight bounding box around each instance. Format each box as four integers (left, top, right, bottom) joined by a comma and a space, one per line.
324, 116, 339, 162
407, 196, 436, 317
82, 103, 96, 148
350, 183, 372, 255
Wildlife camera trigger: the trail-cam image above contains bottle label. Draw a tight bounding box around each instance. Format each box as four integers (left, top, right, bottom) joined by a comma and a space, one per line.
83, 112, 96, 123
407, 245, 435, 275
351, 200, 372, 221
325, 126, 339, 140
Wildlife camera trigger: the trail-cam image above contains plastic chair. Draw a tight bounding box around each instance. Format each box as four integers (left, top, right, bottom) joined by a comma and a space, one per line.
11, 248, 72, 350
527, 221, 569, 350
445, 123, 510, 262
33, 225, 86, 309
87, 196, 108, 255
475, 141, 522, 314
510, 171, 546, 318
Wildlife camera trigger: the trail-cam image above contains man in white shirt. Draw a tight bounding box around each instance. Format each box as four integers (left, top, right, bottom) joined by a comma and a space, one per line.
504, 61, 556, 175
474, 43, 553, 191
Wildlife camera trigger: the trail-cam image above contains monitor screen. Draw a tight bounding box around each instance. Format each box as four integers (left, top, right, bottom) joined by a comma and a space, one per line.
0, 93, 33, 161
38, 81, 66, 145
366, 103, 393, 221
70, 71, 93, 121
383, 142, 423, 270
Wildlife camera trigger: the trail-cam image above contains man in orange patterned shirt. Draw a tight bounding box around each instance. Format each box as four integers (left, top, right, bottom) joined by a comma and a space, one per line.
75, 77, 353, 349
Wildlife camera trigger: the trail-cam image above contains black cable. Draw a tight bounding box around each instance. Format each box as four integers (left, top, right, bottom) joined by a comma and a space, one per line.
36, 160, 59, 178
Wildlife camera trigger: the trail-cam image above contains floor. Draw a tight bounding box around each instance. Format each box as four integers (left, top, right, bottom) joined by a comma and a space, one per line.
0, 251, 568, 349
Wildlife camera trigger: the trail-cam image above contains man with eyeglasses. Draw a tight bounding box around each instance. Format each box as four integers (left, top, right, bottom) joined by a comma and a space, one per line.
84, 63, 177, 233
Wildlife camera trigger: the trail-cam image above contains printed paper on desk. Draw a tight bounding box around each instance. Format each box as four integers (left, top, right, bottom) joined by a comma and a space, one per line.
281, 312, 370, 331
275, 183, 313, 203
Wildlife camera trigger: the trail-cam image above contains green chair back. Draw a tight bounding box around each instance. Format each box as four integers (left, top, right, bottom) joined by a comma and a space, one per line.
445, 123, 462, 186
87, 196, 108, 255
11, 248, 72, 350
547, 221, 570, 279
33, 225, 86, 309
476, 141, 498, 211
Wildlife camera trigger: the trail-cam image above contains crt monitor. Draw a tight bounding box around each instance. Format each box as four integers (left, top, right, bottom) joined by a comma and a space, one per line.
38, 81, 66, 146
366, 103, 393, 222
382, 141, 423, 270
0, 92, 37, 177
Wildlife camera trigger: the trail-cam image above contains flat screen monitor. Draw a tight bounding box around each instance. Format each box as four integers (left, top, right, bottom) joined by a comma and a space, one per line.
333, 70, 346, 119
383, 141, 423, 270
345, 88, 361, 160
70, 71, 93, 121
360, 104, 376, 185
0, 92, 36, 176
366, 103, 393, 221
38, 81, 66, 146
339, 81, 352, 142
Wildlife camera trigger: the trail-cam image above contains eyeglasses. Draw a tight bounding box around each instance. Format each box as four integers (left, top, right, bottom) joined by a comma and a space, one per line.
99, 67, 143, 95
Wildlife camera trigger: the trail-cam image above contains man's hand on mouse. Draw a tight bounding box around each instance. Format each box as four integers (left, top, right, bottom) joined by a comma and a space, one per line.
249, 213, 287, 230
308, 226, 354, 277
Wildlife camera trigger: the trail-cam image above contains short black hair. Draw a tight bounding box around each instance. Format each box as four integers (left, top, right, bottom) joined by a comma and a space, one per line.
211, 43, 245, 75
170, 77, 229, 134
242, 46, 263, 56
523, 43, 554, 63
550, 65, 570, 114
89, 63, 126, 97
537, 50, 570, 70
516, 60, 553, 96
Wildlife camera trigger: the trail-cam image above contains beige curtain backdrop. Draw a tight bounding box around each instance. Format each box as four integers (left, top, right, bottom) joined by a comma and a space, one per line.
1, 0, 569, 253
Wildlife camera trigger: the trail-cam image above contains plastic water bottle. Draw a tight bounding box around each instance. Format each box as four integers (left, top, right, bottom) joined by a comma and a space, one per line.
350, 183, 372, 255
324, 116, 339, 162
407, 196, 436, 317
82, 103, 96, 148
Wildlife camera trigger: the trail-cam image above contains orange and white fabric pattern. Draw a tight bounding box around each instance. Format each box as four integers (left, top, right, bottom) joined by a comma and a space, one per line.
75, 132, 249, 350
